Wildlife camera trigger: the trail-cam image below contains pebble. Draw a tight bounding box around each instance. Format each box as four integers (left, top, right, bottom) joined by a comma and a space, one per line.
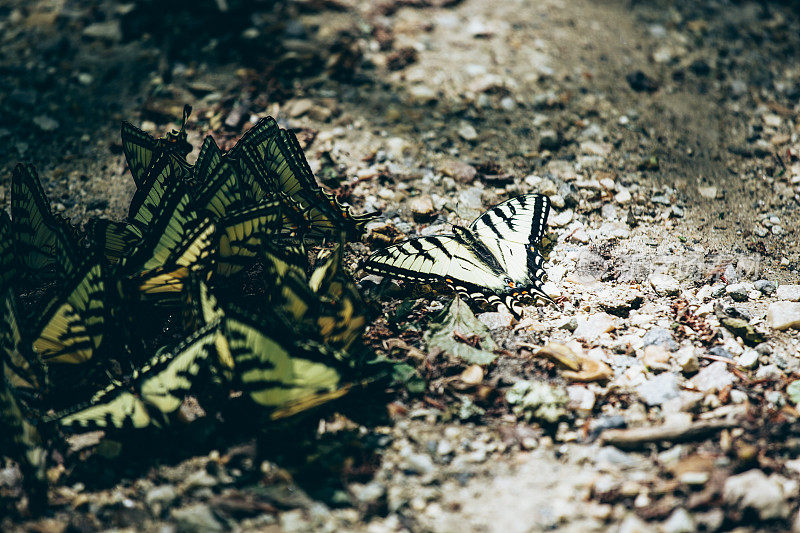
615, 188, 632, 204
737, 348, 759, 369
550, 210, 574, 227
661, 508, 695, 533
83, 20, 123, 41
698, 186, 717, 199
597, 287, 643, 318
538, 129, 561, 151
402, 452, 435, 476
777, 285, 800, 302
648, 273, 680, 296
767, 302, 800, 330
755, 364, 784, 380
439, 160, 477, 183
408, 85, 437, 104
618, 513, 650, 533
33, 115, 59, 132
676, 346, 700, 374
690, 361, 734, 392
171, 503, 225, 532
145, 485, 178, 507
409, 196, 436, 222
642, 328, 678, 351
755, 280, 777, 295
642, 345, 671, 372
386, 137, 410, 160
351, 481, 386, 505
636, 373, 680, 406
725, 283, 750, 302
723, 469, 790, 520
573, 313, 615, 341
458, 122, 478, 141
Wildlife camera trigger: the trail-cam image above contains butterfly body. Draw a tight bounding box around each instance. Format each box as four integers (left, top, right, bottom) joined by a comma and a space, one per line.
364, 194, 552, 317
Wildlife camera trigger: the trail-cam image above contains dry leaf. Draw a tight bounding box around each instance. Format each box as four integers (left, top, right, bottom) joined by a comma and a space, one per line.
526, 342, 581, 371
563, 358, 613, 382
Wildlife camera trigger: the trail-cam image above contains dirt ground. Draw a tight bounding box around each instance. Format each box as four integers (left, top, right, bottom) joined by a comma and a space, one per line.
2, 0, 800, 531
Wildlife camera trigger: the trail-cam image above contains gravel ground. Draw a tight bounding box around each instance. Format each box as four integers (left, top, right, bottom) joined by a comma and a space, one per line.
2, 0, 800, 531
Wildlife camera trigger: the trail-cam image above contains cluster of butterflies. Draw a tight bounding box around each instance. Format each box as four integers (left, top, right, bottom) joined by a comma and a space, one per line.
1, 103, 555, 512
0, 106, 384, 511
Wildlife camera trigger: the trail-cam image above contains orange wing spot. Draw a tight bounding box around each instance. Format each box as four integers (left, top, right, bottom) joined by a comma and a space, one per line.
521, 290, 528, 295
445, 278, 453, 283
512, 292, 519, 296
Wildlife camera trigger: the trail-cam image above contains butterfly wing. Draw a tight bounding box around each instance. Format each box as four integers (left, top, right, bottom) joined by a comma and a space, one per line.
31, 260, 106, 365
2, 290, 46, 390
121, 122, 159, 188
11, 164, 79, 280
215, 201, 282, 277
468, 194, 551, 307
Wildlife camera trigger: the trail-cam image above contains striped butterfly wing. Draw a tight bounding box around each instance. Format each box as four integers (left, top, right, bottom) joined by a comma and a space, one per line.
52, 324, 218, 431
86, 218, 141, 266
193, 155, 246, 220
193, 135, 223, 189
216, 308, 344, 415
1, 289, 46, 391
215, 201, 282, 277
126, 153, 185, 238
31, 260, 106, 365
364, 234, 511, 300
239, 117, 379, 237
0, 210, 15, 289
0, 369, 47, 510
11, 164, 79, 280
120, 122, 159, 188
121, 105, 193, 188
468, 194, 552, 306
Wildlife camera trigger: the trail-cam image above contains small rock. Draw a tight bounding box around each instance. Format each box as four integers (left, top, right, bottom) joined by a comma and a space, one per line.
725, 283, 750, 302
642, 328, 678, 351
402, 453, 435, 476
767, 302, 800, 330
33, 115, 59, 132
284, 98, 314, 118
676, 346, 700, 374
574, 313, 616, 341
698, 186, 717, 199
737, 349, 759, 369
777, 285, 800, 302
723, 470, 790, 520
642, 345, 671, 372
506, 381, 568, 423
598, 287, 643, 318
146, 485, 178, 507
691, 361, 734, 392
756, 364, 784, 380
662, 508, 695, 533
386, 137, 410, 160
171, 504, 224, 532
615, 188, 632, 204
439, 160, 477, 183
619, 513, 650, 533
409, 196, 436, 222
626, 71, 659, 92
458, 122, 478, 141
550, 210, 574, 227
83, 20, 123, 41
408, 85, 437, 104
538, 129, 561, 151
649, 273, 680, 296
755, 280, 777, 295
636, 373, 680, 406
351, 481, 385, 506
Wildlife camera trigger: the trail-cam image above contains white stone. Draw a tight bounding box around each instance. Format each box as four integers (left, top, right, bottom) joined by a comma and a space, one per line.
574, 313, 616, 341
458, 123, 478, 141
723, 469, 790, 520
662, 508, 695, 533
649, 273, 680, 296
767, 301, 800, 330
550, 210, 574, 227
698, 186, 717, 199
615, 188, 632, 204
737, 349, 759, 369
691, 362, 735, 392
777, 285, 800, 302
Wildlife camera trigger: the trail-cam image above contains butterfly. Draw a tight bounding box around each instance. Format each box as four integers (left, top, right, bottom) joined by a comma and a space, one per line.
120, 104, 193, 188
50, 324, 219, 430
11, 164, 80, 281
30, 259, 107, 365
231, 117, 379, 238
364, 194, 553, 317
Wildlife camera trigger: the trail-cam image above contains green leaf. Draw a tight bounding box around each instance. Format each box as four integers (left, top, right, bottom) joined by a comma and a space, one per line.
787, 380, 800, 405
424, 296, 497, 365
